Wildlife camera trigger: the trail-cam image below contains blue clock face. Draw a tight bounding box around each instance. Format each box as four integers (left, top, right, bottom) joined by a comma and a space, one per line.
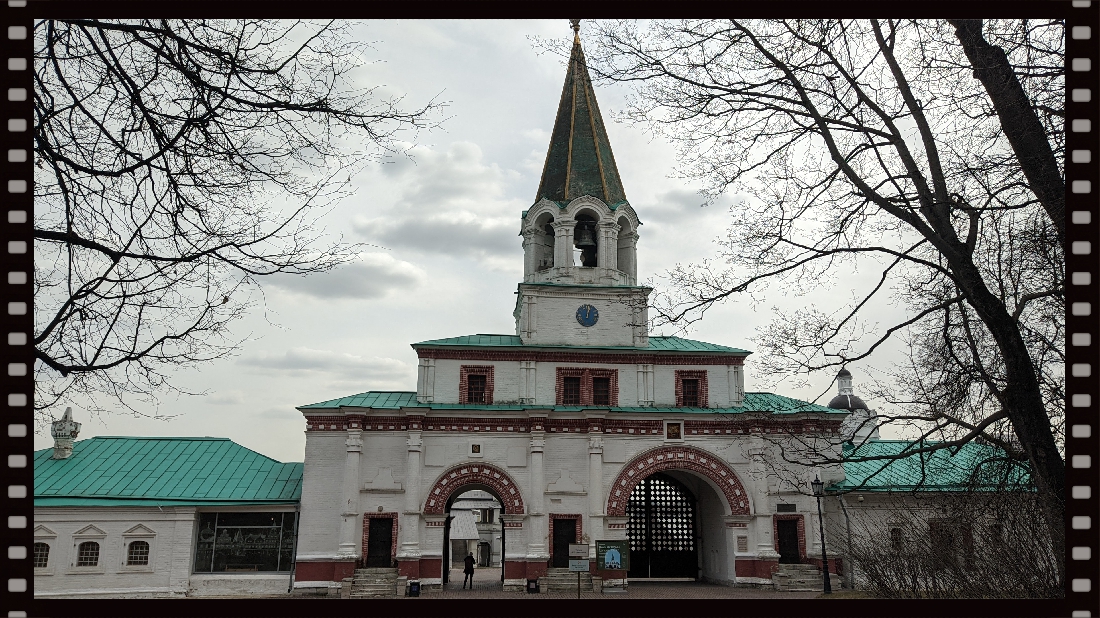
576, 304, 599, 327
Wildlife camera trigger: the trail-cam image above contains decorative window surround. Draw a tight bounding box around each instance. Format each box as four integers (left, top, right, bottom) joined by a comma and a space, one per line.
459, 365, 495, 405
675, 370, 709, 408
555, 367, 619, 406
70, 525, 107, 574
120, 524, 156, 573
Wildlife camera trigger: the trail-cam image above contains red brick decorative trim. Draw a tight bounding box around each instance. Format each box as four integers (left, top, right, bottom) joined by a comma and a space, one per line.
302, 413, 844, 436
606, 446, 750, 517
675, 370, 709, 408
554, 367, 619, 406
424, 463, 525, 515
459, 365, 494, 404
772, 514, 807, 562
361, 513, 399, 566
548, 514, 583, 563
418, 348, 746, 366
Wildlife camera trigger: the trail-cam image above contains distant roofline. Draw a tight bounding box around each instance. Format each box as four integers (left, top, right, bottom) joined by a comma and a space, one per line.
411, 333, 751, 355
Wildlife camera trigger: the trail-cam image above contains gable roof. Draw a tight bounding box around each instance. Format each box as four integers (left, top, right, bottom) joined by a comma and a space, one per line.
827, 440, 1031, 493
34, 437, 303, 508
411, 334, 750, 355
298, 390, 843, 415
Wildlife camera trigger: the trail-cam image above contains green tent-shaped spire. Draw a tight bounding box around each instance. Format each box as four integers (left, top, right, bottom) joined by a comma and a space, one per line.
534, 29, 627, 206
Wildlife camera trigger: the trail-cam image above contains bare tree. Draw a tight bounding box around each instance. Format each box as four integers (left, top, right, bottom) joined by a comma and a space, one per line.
33, 19, 442, 424
580, 18, 1066, 582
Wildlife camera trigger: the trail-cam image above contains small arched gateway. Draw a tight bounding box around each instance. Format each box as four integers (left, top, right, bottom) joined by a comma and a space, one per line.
424, 463, 525, 515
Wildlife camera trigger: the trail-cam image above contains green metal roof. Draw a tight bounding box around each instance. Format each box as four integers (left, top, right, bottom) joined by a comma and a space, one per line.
34, 437, 303, 507
534, 34, 627, 207
299, 390, 843, 415
827, 440, 1031, 493
411, 334, 751, 355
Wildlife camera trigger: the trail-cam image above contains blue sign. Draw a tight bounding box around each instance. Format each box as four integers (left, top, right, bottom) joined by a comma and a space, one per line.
595, 540, 629, 570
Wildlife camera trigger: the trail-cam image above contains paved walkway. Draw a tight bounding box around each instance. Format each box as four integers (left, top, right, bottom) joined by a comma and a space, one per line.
421, 568, 820, 599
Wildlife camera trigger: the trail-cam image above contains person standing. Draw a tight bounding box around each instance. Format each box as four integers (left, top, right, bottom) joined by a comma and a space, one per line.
462, 552, 475, 589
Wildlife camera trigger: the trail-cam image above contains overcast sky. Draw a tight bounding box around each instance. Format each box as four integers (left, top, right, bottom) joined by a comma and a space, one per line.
37, 20, 905, 462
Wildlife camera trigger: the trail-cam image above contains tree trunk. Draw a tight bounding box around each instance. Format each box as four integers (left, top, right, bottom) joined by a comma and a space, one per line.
949, 19, 1066, 247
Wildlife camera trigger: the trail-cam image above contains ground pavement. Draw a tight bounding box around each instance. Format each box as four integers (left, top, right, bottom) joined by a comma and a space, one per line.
418, 567, 822, 599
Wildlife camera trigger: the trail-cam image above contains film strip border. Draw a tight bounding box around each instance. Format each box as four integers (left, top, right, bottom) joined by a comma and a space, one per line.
1067, 3, 1099, 617
3, 2, 30, 616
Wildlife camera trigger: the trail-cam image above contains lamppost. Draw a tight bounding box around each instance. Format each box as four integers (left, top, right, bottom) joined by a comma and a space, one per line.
811, 475, 833, 594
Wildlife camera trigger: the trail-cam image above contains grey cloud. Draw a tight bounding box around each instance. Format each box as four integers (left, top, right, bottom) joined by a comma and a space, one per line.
637, 188, 711, 224
353, 216, 518, 259
265, 255, 424, 300
239, 347, 413, 382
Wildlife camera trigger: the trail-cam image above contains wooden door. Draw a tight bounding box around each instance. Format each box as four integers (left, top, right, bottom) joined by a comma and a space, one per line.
366, 518, 393, 567
777, 519, 800, 564
552, 519, 576, 568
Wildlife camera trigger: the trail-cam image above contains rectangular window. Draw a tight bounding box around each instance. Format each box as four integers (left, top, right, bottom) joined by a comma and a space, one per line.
563, 377, 581, 405
592, 377, 610, 405
32, 542, 49, 568
467, 374, 487, 404
889, 527, 903, 552
682, 379, 700, 407
193, 512, 296, 573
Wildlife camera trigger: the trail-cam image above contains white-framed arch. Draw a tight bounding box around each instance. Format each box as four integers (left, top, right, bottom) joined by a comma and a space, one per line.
520, 196, 640, 283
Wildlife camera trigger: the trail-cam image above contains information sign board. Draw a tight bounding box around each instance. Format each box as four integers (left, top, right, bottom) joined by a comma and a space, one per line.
568, 559, 590, 572
568, 543, 588, 558
595, 540, 630, 570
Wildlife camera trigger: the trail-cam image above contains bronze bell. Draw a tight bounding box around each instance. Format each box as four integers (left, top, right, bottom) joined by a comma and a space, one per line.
574, 222, 597, 248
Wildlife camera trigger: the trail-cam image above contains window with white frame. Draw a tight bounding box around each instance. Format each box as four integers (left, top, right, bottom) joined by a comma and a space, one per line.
33, 542, 50, 568
76, 541, 100, 567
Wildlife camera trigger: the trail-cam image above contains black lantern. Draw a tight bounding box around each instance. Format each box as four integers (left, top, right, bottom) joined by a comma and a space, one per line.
811, 475, 832, 594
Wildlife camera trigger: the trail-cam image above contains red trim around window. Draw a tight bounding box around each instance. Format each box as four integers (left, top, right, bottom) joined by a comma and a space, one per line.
459, 365, 494, 404
675, 370, 709, 407
555, 368, 618, 406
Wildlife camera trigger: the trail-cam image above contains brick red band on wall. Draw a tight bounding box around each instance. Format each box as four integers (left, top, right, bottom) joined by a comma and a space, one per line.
417, 348, 745, 366
459, 365, 494, 405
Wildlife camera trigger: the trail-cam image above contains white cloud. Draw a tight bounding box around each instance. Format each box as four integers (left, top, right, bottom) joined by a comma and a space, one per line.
265, 253, 425, 300
206, 391, 245, 405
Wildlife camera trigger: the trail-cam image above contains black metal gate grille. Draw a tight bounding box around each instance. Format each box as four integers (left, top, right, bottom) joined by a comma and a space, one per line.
626, 473, 698, 578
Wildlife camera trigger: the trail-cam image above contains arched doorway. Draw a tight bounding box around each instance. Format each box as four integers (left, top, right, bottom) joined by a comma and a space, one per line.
442, 488, 503, 588
627, 472, 698, 579
423, 462, 526, 589
607, 446, 752, 584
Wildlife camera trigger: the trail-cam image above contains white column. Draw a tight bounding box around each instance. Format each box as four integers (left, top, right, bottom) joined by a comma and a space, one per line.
617, 231, 639, 284
728, 364, 745, 407
519, 361, 537, 404
417, 358, 435, 404
636, 364, 654, 407
526, 426, 547, 559
336, 429, 363, 558
399, 428, 423, 561
597, 222, 620, 272
587, 434, 604, 557
748, 438, 779, 560
522, 228, 541, 280
552, 220, 576, 269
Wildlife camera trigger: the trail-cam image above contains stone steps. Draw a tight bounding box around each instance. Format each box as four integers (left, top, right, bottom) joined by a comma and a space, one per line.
349, 568, 400, 598
543, 567, 595, 592
773, 564, 824, 592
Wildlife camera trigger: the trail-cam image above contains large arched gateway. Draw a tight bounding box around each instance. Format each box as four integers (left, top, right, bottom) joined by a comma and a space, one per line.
291, 25, 851, 594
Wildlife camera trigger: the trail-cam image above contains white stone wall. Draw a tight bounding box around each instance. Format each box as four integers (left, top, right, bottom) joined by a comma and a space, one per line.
297, 432, 348, 561
33, 506, 196, 598
517, 285, 649, 348
428, 358, 740, 408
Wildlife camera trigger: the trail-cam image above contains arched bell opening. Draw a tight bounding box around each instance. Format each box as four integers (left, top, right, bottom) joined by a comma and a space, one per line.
530, 212, 555, 273
573, 211, 600, 267
616, 215, 635, 279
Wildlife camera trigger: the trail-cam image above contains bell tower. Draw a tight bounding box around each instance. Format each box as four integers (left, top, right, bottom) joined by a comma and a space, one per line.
515, 22, 650, 348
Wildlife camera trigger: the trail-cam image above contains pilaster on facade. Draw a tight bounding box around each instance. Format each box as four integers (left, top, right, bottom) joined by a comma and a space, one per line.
596, 221, 620, 272
336, 430, 364, 558
519, 360, 537, 404
416, 358, 435, 403
728, 364, 745, 407
636, 363, 655, 406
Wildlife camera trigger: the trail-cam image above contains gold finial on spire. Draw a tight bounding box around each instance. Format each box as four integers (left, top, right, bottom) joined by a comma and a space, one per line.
570, 19, 581, 43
